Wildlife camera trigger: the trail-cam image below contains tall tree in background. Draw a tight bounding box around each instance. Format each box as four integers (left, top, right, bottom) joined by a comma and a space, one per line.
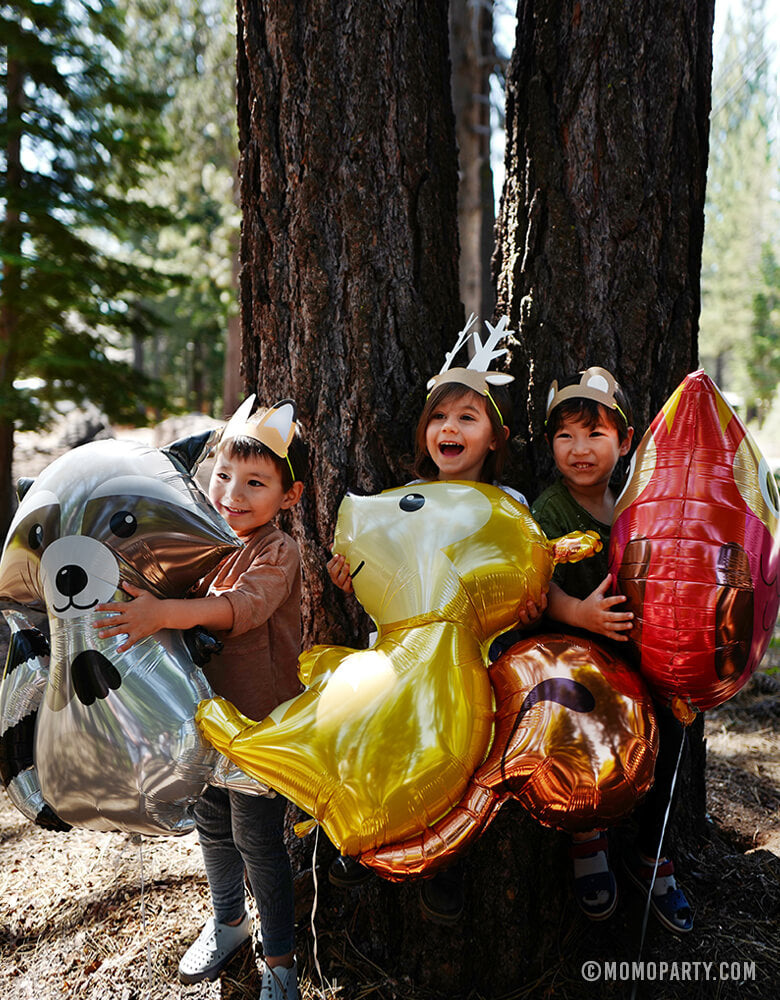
747, 243, 780, 421
450, 0, 497, 322
495, 0, 714, 496
122, 0, 241, 415
236, 0, 461, 650
0, 0, 167, 534
699, 0, 778, 407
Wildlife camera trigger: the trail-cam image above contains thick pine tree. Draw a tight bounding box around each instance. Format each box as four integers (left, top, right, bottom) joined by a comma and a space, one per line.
234, 0, 461, 650
236, 1, 714, 994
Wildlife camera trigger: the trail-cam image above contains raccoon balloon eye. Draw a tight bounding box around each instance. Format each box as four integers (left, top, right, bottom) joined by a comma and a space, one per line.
28, 524, 44, 550
399, 493, 425, 512
110, 511, 137, 538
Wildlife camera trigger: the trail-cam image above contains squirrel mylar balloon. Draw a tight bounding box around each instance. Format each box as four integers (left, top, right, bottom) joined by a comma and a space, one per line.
197, 481, 612, 870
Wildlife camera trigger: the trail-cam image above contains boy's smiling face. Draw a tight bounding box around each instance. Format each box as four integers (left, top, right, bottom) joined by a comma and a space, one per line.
209, 451, 301, 538
551, 407, 633, 495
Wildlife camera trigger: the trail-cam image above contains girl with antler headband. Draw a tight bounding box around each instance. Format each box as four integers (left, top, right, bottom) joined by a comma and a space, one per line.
327, 315, 545, 922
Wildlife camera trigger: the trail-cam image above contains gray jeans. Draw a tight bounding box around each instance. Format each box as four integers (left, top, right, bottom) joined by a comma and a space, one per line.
194, 785, 295, 957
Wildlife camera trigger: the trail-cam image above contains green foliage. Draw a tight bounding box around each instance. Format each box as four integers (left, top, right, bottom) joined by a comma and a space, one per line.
1, 0, 170, 428
747, 243, 780, 423
700, 0, 779, 407
120, 0, 240, 414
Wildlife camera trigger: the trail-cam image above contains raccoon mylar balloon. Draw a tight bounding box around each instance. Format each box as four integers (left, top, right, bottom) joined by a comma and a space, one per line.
0, 433, 243, 835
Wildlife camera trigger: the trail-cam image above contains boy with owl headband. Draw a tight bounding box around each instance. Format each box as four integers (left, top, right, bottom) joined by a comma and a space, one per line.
532, 368, 692, 936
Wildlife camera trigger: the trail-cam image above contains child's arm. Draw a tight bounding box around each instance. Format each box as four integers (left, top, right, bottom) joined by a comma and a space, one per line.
546, 575, 633, 641
326, 552, 354, 594
94, 582, 234, 654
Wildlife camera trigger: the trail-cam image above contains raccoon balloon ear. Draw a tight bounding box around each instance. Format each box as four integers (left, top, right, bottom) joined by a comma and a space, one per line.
16, 478, 35, 502
162, 428, 220, 475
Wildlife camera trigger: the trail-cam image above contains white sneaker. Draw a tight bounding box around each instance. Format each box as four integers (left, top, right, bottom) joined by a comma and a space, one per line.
178, 912, 251, 984
259, 958, 298, 1000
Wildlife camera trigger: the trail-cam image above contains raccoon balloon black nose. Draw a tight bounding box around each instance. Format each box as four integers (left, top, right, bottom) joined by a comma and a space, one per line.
56, 564, 89, 597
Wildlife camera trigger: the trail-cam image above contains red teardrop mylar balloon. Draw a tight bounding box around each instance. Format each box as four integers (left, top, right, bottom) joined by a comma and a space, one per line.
610, 370, 780, 721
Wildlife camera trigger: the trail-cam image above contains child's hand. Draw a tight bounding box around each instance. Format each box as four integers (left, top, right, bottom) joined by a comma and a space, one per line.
326, 552, 355, 594
94, 583, 167, 652
575, 575, 633, 641
516, 592, 547, 627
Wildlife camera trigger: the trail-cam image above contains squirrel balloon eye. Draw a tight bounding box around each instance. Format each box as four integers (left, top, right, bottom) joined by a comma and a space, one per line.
399, 494, 425, 512
28, 524, 44, 550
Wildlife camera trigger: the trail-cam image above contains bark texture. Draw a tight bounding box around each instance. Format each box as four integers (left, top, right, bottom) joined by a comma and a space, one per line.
495, 0, 715, 494
0, 56, 24, 537
236, 0, 461, 649
236, 2, 714, 994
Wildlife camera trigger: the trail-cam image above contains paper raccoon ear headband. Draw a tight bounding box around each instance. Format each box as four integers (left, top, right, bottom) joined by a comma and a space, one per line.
220, 395, 298, 481
545, 366, 628, 425
426, 314, 515, 422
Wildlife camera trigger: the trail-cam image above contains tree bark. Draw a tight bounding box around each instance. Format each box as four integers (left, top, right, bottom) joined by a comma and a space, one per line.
235, 0, 461, 649
495, 0, 715, 495
0, 55, 25, 536
222, 170, 243, 416
236, 2, 715, 995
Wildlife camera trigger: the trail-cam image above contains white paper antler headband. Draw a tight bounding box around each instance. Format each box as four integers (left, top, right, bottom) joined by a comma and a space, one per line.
545, 367, 627, 424
220, 395, 298, 479
426, 314, 515, 421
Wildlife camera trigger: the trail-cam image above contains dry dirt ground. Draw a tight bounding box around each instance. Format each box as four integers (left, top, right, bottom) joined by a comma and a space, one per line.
1, 419, 779, 999
1, 669, 779, 1000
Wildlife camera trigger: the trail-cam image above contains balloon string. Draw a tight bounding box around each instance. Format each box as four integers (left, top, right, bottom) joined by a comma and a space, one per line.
309, 825, 326, 996
629, 724, 687, 1000
132, 834, 154, 996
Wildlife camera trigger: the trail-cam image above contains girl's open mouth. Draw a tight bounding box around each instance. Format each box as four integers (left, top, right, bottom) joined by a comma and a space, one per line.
439, 443, 464, 456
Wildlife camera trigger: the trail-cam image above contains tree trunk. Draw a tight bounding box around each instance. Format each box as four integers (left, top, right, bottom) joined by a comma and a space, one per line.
495, 0, 715, 496
236, 2, 714, 996
450, 0, 496, 324
236, 0, 461, 649
0, 55, 25, 536
222, 170, 243, 416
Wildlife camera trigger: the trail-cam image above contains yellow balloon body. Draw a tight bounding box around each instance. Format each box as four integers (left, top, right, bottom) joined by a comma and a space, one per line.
197, 482, 600, 856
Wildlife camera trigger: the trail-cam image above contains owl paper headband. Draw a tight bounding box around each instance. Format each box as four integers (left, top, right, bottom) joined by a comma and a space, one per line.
426, 314, 515, 422
545, 367, 628, 425
220, 395, 298, 481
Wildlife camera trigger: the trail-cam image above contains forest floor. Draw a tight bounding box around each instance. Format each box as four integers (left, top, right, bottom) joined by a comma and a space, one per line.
1, 416, 779, 999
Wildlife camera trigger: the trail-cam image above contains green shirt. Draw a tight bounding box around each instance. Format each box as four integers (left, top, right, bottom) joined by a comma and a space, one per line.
531, 479, 610, 601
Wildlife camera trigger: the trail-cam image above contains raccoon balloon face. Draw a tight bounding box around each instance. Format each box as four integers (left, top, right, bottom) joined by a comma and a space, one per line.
0, 436, 243, 835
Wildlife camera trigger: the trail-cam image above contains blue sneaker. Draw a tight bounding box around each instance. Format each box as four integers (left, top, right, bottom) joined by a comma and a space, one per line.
623, 852, 693, 934
569, 833, 618, 920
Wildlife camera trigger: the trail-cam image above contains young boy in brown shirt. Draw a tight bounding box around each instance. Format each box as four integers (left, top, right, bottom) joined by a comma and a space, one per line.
96, 398, 307, 999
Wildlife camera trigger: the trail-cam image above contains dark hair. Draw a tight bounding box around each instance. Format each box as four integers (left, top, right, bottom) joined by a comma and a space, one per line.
220, 421, 308, 492
545, 375, 633, 444
412, 382, 512, 482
